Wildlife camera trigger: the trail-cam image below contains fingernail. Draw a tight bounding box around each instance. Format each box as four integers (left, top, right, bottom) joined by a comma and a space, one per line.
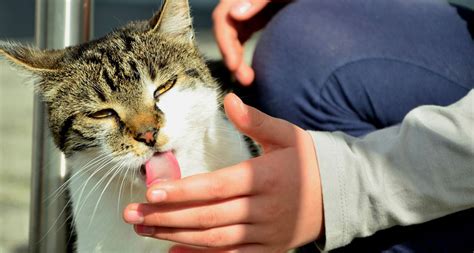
232, 1, 252, 16
125, 210, 144, 224
232, 93, 247, 117
150, 189, 167, 203
136, 225, 155, 236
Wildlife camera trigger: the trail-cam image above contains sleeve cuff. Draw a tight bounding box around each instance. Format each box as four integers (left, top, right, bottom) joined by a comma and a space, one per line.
307, 130, 356, 251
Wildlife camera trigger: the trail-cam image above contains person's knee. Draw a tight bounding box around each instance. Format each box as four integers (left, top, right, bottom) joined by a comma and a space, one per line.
252, 0, 376, 90
249, 1, 373, 131
249, 0, 474, 134
254, 0, 474, 88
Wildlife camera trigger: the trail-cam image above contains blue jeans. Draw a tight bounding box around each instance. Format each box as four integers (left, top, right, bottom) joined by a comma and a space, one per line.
239, 0, 474, 252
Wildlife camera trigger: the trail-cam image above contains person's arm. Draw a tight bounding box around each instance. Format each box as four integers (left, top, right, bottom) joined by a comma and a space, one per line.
310, 90, 474, 250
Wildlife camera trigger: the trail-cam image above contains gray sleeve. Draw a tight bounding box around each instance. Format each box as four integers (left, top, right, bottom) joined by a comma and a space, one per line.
308, 90, 474, 251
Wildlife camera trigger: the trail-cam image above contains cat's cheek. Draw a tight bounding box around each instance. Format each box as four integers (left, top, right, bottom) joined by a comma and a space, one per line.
155, 91, 189, 145
156, 129, 179, 152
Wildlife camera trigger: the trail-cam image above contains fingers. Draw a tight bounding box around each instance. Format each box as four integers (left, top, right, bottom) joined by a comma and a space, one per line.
230, 1, 269, 21
126, 197, 251, 229
125, 193, 284, 229
142, 148, 292, 206
224, 93, 302, 150
134, 224, 263, 249
145, 159, 260, 204
213, 2, 243, 72
213, 1, 265, 85
169, 244, 267, 253
234, 62, 255, 86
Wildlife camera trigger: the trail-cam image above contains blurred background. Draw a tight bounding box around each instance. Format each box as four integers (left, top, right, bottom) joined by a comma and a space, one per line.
0, 0, 259, 252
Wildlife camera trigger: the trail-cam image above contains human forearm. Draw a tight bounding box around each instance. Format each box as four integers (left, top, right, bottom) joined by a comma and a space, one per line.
310, 90, 474, 250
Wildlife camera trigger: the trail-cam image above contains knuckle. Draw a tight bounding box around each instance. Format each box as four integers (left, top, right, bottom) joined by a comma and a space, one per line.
204, 230, 224, 247
197, 210, 218, 229
254, 113, 266, 129
149, 211, 165, 226
173, 185, 186, 198
265, 223, 283, 242
264, 200, 282, 220
261, 171, 279, 192
155, 230, 171, 241
208, 178, 226, 199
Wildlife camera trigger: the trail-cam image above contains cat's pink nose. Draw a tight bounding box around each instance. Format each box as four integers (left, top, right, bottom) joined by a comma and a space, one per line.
134, 128, 158, 147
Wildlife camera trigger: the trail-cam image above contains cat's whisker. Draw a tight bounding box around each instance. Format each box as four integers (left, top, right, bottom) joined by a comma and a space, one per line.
74, 158, 116, 205
74, 166, 116, 227
116, 160, 133, 218
38, 191, 78, 245
72, 153, 113, 205
45, 153, 111, 204
88, 160, 127, 228
44, 155, 111, 218
73, 158, 116, 218
71, 153, 137, 216
129, 163, 137, 202
72, 157, 111, 212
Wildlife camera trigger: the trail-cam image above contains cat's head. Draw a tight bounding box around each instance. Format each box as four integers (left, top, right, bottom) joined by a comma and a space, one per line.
0, 0, 222, 172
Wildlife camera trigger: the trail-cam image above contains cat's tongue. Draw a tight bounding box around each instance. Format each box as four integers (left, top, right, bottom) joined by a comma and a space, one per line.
145, 151, 181, 187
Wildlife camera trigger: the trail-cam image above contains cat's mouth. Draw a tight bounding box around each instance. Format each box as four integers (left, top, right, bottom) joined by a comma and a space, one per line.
139, 151, 181, 187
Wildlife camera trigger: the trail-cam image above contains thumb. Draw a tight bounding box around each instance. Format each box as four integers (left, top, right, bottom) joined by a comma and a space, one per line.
230, 0, 269, 21
224, 93, 299, 151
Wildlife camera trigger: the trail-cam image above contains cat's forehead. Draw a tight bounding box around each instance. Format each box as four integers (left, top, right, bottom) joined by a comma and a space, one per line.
47, 27, 209, 107
68, 28, 198, 78
76, 32, 161, 63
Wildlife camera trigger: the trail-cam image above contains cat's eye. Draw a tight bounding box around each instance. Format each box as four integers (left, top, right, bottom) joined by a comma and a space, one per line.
154, 75, 177, 99
88, 109, 117, 119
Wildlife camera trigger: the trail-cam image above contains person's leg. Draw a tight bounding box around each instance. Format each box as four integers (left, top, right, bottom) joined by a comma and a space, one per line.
241, 0, 474, 252
243, 0, 473, 137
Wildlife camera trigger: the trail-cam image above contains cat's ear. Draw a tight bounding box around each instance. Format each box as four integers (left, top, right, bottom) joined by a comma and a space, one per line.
149, 0, 194, 42
0, 42, 65, 73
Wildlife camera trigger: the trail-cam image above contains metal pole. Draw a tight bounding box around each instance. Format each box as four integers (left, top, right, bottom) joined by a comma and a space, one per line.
29, 1, 93, 252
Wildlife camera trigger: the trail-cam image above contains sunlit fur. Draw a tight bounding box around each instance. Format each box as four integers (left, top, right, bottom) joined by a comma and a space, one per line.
0, 0, 252, 252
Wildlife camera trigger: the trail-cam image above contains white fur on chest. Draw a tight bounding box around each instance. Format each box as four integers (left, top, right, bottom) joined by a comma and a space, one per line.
68, 86, 251, 253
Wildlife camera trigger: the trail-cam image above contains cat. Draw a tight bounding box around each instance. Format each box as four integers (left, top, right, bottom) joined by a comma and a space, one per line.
0, 0, 254, 252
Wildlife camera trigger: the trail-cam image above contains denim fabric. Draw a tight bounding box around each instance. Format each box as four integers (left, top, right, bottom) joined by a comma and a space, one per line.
239, 0, 474, 252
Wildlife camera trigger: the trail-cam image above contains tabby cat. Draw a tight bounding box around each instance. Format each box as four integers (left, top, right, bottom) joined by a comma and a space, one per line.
0, 0, 253, 252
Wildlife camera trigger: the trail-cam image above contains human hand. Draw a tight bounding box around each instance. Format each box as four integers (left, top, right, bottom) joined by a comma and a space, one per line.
123, 93, 324, 252
213, 0, 286, 86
